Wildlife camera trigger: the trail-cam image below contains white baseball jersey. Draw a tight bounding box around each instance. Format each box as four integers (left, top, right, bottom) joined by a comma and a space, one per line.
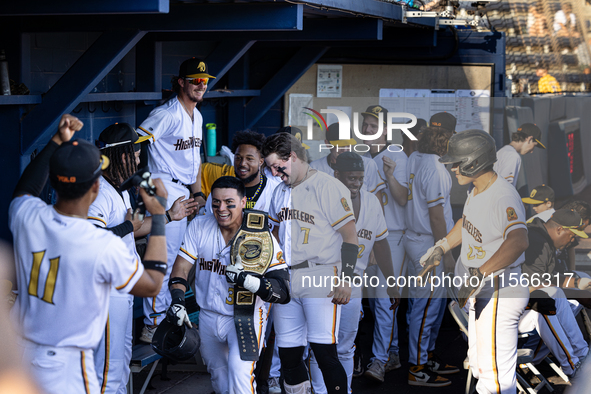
177, 214, 287, 316
88, 176, 141, 263
404, 152, 454, 235
309, 155, 385, 194
493, 145, 521, 187
204, 174, 281, 214
137, 96, 203, 185
9, 195, 143, 349
460, 176, 527, 271
364, 150, 408, 231
352, 190, 389, 275
269, 171, 355, 267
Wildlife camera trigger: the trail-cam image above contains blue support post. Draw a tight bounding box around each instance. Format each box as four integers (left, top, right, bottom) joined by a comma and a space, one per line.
244, 47, 328, 129
21, 29, 146, 155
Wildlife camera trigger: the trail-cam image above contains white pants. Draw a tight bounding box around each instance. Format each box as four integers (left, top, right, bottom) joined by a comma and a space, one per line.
468, 272, 529, 394
199, 308, 267, 394
275, 265, 342, 347
309, 287, 362, 394
95, 293, 133, 394
21, 339, 98, 394
143, 177, 189, 326
519, 287, 588, 374
404, 231, 446, 366
366, 230, 407, 363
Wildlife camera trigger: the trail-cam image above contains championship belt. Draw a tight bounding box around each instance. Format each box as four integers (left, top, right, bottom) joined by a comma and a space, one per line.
231, 209, 274, 361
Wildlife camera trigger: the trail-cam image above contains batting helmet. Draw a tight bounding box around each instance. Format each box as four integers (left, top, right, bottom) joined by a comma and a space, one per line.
151, 320, 200, 362
439, 129, 497, 177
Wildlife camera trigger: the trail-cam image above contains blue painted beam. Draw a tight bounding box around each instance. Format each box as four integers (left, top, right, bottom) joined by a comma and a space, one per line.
244, 46, 328, 129
0, 4, 303, 32
0, 95, 42, 105
205, 90, 260, 99
292, 0, 435, 27
206, 41, 256, 91
0, 0, 168, 15
21, 29, 146, 155
151, 18, 383, 42
81, 92, 162, 102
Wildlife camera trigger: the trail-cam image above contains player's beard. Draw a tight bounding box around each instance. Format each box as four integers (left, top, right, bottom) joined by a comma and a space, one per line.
239, 170, 259, 186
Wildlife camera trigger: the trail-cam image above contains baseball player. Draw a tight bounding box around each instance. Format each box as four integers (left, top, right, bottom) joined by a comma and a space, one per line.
522, 184, 555, 223
88, 123, 197, 394
263, 132, 358, 394
403, 127, 457, 387
519, 209, 589, 378
402, 118, 427, 157
493, 123, 545, 187
136, 58, 215, 341
309, 152, 400, 392
204, 130, 280, 214
166, 176, 290, 394
359, 105, 408, 379
310, 123, 385, 195
9, 114, 168, 394
421, 129, 530, 393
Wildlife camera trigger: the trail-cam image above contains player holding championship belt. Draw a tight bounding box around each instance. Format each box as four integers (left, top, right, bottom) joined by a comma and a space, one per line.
166, 176, 290, 394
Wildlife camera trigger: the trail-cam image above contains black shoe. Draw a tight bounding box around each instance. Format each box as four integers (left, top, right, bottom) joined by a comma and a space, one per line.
427, 352, 460, 375
408, 365, 451, 387
353, 352, 364, 378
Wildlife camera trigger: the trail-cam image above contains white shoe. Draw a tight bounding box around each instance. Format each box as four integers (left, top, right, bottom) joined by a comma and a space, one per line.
268, 377, 281, 394
385, 352, 401, 372
364, 359, 385, 383
284, 380, 311, 394
140, 325, 157, 343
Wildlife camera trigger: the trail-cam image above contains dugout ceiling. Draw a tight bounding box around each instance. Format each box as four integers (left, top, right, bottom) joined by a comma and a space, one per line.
0, 0, 506, 241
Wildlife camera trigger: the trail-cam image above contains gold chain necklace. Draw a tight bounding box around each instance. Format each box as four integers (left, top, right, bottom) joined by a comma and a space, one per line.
179, 98, 194, 122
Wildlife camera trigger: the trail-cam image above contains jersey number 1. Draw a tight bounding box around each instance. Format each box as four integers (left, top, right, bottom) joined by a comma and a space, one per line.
28, 251, 60, 304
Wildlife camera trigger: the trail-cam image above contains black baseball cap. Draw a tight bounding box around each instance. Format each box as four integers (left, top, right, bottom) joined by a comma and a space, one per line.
97, 123, 150, 152
550, 209, 588, 238
334, 152, 364, 172
178, 58, 216, 79
276, 126, 310, 149
430, 112, 457, 132
522, 184, 555, 205
361, 105, 388, 124
50, 139, 110, 184
517, 123, 546, 149
326, 123, 357, 147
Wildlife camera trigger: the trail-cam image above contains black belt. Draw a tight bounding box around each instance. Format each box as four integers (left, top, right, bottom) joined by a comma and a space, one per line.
289, 260, 310, 270
171, 178, 189, 187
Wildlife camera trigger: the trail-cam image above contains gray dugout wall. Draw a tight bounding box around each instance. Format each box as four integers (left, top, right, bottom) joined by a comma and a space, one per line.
285, 63, 493, 210
508, 96, 591, 203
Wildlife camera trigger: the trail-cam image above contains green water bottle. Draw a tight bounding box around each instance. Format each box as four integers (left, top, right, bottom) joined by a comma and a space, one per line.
205, 123, 217, 157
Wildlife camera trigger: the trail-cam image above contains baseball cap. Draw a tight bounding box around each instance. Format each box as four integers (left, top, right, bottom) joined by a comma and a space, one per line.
276, 126, 310, 149
522, 184, 555, 205
50, 139, 110, 184
361, 105, 388, 124
334, 152, 364, 172
550, 209, 588, 238
97, 123, 150, 152
516, 123, 546, 149
326, 123, 357, 147
430, 112, 457, 132
179, 58, 216, 79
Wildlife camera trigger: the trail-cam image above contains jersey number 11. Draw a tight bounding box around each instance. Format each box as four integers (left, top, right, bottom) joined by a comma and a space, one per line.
28, 251, 60, 304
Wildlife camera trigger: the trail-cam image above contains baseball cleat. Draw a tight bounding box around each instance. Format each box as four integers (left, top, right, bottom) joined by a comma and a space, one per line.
364, 359, 385, 383
140, 325, 157, 343
427, 352, 459, 374
408, 364, 451, 387
353, 353, 364, 378
385, 351, 402, 372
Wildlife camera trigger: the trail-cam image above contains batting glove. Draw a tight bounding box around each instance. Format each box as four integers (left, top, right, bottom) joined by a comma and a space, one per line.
166, 288, 192, 328
225, 261, 245, 286
458, 267, 485, 308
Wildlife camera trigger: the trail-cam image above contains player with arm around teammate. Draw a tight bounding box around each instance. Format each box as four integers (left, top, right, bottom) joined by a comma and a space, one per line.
9, 114, 168, 394
420, 129, 530, 394
263, 132, 358, 394
309, 152, 400, 392
404, 126, 458, 387
166, 176, 290, 394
